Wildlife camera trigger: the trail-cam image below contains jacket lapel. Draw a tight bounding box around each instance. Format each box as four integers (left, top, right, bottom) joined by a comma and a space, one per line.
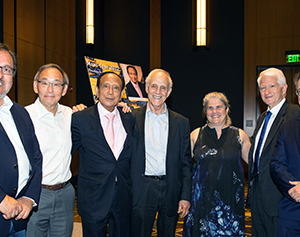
167, 109, 179, 153
295, 117, 300, 155
135, 106, 147, 150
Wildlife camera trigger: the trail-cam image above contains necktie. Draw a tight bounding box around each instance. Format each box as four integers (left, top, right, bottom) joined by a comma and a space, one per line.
254, 110, 272, 176
134, 83, 143, 98
105, 114, 115, 151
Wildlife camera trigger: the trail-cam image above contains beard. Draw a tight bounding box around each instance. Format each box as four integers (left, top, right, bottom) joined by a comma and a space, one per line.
0, 78, 13, 100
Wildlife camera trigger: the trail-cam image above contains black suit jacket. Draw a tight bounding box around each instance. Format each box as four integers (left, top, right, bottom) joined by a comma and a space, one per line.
131, 106, 192, 216
270, 116, 300, 221
247, 100, 300, 216
126, 81, 147, 98
0, 102, 42, 236
71, 104, 135, 221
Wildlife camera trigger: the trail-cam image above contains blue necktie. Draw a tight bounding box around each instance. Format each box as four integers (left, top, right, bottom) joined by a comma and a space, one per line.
254, 110, 272, 176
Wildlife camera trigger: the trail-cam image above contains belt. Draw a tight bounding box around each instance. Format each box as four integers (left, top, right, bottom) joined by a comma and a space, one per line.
41, 181, 70, 191
145, 175, 166, 180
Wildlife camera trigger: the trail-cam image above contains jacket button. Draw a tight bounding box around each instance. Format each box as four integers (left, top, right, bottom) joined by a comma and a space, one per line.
14, 164, 18, 169
13, 188, 17, 192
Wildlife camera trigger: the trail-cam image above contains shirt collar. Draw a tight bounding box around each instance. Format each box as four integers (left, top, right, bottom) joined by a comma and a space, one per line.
0, 96, 13, 114
34, 97, 62, 119
97, 101, 118, 118
268, 98, 286, 117
146, 103, 168, 116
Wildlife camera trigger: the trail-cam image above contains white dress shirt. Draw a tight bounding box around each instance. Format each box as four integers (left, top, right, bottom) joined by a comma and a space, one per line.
253, 98, 286, 161
145, 103, 169, 176
97, 102, 127, 159
0, 96, 31, 196
26, 98, 72, 185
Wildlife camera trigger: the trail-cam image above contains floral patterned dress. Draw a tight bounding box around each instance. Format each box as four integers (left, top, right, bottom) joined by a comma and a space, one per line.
183, 125, 245, 237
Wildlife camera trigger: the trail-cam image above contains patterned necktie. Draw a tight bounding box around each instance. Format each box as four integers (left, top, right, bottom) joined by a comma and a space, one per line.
254, 110, 272, 176
105, 114, 115, 151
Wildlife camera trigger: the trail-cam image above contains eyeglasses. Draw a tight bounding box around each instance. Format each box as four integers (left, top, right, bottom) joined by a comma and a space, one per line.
296, 89, 300, 96
0, 65, 15, 75
37, 81, 65, 89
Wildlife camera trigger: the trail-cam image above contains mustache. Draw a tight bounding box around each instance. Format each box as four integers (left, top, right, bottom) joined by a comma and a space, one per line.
0, 78, 5, 86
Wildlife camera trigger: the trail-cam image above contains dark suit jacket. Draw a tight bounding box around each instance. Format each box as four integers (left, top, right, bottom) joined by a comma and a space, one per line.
247, 100, 300, 216
270, 116, 300, 220
71, 104, 135, 221
131, 106, 192, 216
126, 81, 147, 98
0, 101, 42, 236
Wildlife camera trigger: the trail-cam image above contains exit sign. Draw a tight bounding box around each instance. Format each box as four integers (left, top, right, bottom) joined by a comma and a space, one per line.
286, 51, 300, 63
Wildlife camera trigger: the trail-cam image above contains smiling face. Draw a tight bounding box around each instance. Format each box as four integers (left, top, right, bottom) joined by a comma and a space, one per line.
127, 67, 138, 84
206, 97, 229, 128
95, 73, 123, 112
146, 71, 172, 115
33, 67, 67, 115
0, 50, 14, 106
259, 75, 287, 109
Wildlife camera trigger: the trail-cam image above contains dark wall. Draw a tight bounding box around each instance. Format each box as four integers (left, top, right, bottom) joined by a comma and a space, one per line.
161, 0, 244, 130
76, 0, 244, 131
76, 0, 150, 106
0, 0, 3, 43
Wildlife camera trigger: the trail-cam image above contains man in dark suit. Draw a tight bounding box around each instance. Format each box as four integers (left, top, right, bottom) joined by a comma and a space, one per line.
71, 72, 135, 237
247, 68, 300, 237
0, 43, 42, 237
125, 65, 147, 98
131, 69, 192, 237
270, 72, 300, 236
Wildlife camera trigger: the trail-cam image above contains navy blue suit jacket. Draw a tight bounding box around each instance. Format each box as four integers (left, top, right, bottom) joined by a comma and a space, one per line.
126, 81, 147, 98
71, 104, 135, 221
0, 101, 42, 236
270, 116, 300, 220
131, 106, 192, 216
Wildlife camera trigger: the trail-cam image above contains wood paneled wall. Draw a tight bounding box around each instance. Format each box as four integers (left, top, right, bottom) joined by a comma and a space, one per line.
3, 0, 76, 107
244, 0, 300, 135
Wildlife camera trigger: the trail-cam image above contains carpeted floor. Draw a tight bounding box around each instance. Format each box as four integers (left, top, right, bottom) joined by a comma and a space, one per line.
72, 182, 252, 237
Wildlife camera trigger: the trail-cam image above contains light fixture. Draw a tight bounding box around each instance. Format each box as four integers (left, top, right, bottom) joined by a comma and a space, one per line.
86, 0, 94, 44
196, 0, 206, 46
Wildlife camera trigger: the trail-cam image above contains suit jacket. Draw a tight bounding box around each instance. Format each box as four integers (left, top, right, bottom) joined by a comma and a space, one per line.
270, 116, 300, 220
0, 101, 42, 236
126, 81, 147, 98
247, 100, 300, 216
131, 105, 192, 216
71, 104, 135, 221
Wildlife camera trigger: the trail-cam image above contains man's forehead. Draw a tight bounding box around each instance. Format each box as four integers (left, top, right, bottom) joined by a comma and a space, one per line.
0, 50, 13, 65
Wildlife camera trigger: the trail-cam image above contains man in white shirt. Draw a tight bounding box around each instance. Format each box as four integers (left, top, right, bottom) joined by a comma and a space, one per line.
25, 63, 75, 237
0, 44, 42, 237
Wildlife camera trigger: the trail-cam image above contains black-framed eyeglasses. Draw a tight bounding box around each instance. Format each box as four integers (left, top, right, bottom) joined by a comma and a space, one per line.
0, 65, 15, 75
296, 89, 300, 96
37, 81, 65, 89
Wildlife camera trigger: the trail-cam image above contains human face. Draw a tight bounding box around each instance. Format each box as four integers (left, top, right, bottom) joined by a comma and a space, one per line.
146, 72, 172, 114
259, 75, 287, 109
95, 73, 123, 112
0, 50, 14, 106
33, 68, 67, 115
296, 80, 300, 105
206, 98, 228, 128
128, 67, 138, 84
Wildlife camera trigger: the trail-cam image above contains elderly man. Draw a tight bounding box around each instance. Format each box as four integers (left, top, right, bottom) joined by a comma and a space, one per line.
0, 44, 42, 237
247, 68, 300, 237
125, 65, 147, 98
270, 72, 300, 237
71, 72, 135, 237
131, 69, 192, 237
25, 64, 75, 236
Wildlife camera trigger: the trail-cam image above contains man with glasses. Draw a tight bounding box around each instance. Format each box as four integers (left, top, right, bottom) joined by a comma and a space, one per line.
247, 68, 300, 237
25, 63, 75, 236
0, 43, 42, 237
270, 72, 300, 237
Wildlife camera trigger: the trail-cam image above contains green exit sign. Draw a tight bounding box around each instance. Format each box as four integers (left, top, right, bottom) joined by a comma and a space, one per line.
286, 51, 300, 63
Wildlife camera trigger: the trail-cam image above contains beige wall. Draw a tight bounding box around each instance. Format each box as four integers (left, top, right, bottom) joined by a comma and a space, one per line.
244, 0, 300, 135
3, 0, 76, 107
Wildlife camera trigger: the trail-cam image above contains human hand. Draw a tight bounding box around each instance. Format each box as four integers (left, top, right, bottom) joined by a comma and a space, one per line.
117, 102, 132, 113
15, 197, 33, 220
178, 200, 190, 218
288, 181, 300, 202
72, 103, 87, 113
0, 195, 22, 220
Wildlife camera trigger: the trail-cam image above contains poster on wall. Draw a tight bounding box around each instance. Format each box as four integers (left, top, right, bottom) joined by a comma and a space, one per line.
84, 56, 148, 109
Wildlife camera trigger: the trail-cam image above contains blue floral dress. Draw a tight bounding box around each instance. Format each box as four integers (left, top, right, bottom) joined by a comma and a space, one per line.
183, 126, 245, 237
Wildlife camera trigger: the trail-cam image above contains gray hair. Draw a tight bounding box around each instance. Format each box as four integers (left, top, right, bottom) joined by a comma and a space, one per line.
203, 91, 232, 126
145, 69, 173, 90
34, 63, 69, 85
0, 43, 17, 77
257, 68, 286, 88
